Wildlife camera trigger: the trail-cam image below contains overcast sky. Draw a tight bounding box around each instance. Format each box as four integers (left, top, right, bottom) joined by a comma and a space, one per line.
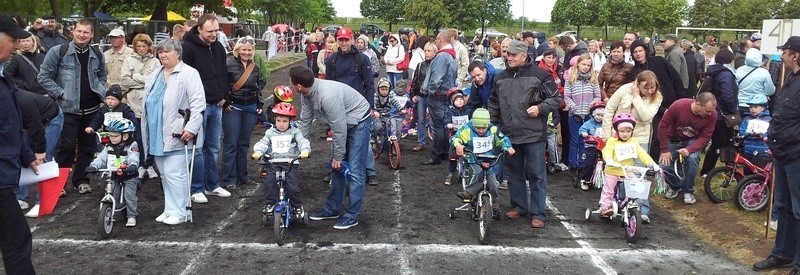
329, 0, 696, 23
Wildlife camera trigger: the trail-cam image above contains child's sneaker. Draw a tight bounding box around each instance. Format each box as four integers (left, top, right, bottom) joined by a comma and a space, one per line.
444, 173, 453, 185
499, 180, 508, 190
601, 208, 613, 217
293, 205, 306, 218
263, 204, 274, 215
126, 217, 137, 227
456, 191, 472, 203
556, 163, 569, 171
580, 180, 591, 191
137, 166, 146, 179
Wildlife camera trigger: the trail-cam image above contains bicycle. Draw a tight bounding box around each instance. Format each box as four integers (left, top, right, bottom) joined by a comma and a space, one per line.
704, 135, 769, 203
257, 155, 309, 246
448, 149, 506, 244
585, 165, 661, 243
571, 135, 605, 189
88, 168, 131, 239
371, 118, 401, 170
734, 152, 773, 213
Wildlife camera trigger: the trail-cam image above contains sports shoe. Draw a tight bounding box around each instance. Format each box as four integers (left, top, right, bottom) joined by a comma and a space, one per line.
367, 175, 377, 186
309, 209, 340, 220
146, 166, 159, 179
408, 129, 418, 136
138, 166, 146, 179
665, 188, 680, 199
556, 163, 569, 171
333, 216, 359, 229
580, 180, 590, 191
293, 206, 306, 218
641, 215, 651, 224
753, 255, 793, 271
263, 204, 275, 215
191, 193, 208, 204
126, 217, 137, 227
499, 180, 508, 190
444, 177, 452, 185
25, 204, 39, 218
18, 200, 29, 210
155, 213, 167, 222
162, 216, 184, 225
205, 187, 231, 197
77, 183, 92, 194
683, 193, 696, 204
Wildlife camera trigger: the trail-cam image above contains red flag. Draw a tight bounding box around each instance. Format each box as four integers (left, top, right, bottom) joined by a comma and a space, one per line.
38, 168, 71, 218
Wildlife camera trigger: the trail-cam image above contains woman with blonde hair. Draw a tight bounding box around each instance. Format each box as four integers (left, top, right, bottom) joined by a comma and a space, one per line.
121, 33, 160, 178
316, 34, 337, 79
6, 33, 46, 94
563, 53, 601, 170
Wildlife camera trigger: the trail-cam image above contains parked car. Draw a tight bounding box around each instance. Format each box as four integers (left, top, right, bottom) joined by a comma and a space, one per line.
474, 28, 508, 38
322, 25, 342, 35
397, 27, 415, 36
556, 31, 578, 38
359, 23, 384, 36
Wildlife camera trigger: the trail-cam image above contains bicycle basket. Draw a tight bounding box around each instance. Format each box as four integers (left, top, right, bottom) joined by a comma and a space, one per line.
623, 178, 652, 200
719, 147, 736, 163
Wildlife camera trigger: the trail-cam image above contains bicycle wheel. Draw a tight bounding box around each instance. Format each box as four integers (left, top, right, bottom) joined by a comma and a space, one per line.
389, 140, 401, 170
274, 209, 287, 246
674, 157, 685, 180
734, 175, 770, 212
624, 208, 641, 243
478, 194, 491, 244
97, 202, 114, 239
371, 137, 380, 159
703, 166, 742, 203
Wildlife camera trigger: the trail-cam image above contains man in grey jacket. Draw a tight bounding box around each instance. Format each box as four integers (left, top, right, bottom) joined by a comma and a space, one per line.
293, 66, 371, 230
38, 18, 107, 194
662, 34, 689, 90
421, 31, 458, 165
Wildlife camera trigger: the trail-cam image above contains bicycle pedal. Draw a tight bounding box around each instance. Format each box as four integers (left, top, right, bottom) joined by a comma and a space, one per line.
461, 199, 472, 203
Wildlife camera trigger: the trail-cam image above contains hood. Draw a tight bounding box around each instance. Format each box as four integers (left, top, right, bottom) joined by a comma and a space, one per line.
572, 41, 588, 53
630, 40, 648, 57
537, 32, 546, 43
356, 34, 371, 52
706, 63, 736, 76
184, 25, 208, 47
437, 48, 456, 58
744, 48, 763, 67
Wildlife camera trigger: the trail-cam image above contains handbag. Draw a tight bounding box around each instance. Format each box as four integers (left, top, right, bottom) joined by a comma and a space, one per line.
396, 49, 410, 71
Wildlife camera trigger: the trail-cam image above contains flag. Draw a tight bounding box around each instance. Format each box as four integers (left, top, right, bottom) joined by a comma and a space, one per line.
38, 168, 71, 218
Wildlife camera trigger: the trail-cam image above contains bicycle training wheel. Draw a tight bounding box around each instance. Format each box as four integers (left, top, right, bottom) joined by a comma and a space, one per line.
97, 202, 114, 239
734, 175, 770, 212
703, 166, 741, 203
274, 210, 287, 246
624, 208, 641, 243
478, 194, 491, 244
389, 140, 401, 170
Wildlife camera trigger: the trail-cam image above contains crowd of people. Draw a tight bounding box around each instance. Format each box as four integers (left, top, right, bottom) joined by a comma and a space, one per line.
1, 10, 800, 274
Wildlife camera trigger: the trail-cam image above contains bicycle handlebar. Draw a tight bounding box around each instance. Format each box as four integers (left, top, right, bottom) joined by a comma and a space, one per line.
257, 155, 301, 173
462, 149, 506, 169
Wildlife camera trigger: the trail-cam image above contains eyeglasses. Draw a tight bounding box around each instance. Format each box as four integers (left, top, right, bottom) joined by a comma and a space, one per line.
389, 39, 397, 42
237, 36, 255, 45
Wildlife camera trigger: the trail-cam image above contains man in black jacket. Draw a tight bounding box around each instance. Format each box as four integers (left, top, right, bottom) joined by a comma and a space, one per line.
182, 14, 231, 202
559, 36, 588, 71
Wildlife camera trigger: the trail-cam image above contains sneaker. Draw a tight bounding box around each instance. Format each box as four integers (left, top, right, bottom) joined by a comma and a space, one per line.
126, 217, 137, 227
191, 193, 208, 204
155, 213, 167, 222
333, 216, 359, 230
499, 180, 508, 190
162, 216, 184, 225
25, 204, 39, 218
309, 209, 340, 220
557, 163, 569, 171
641, 215, 651, 224
18, 200, 29, 210
367, 175, 377, 186
205, 187, 231, 197
263, 204, 275, 215
444, 177, 452, 185
293, 206, 306, 218
683, 193, 696, 204
408, 129, 418, 136
138, 167, 146, 179
769, 220, 778, 231
77, 183, 92, 194
665, 188, 680, 199
580, 180, 590, 191
146, 166, 159, 179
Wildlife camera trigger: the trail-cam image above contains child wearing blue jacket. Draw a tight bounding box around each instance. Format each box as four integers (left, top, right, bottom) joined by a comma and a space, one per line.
445, 90, 473, 185
577, 103, 605, 190
739, 94, 776, 230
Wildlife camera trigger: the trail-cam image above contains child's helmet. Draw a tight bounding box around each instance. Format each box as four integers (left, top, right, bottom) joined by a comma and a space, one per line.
272, 102, 297, 117
589, 101, 606, 116
447, 88, 464, 105
377, 78, 391, 89
106, 118, 136, 133
612, 113, 636, 131
746, 94, 768, 106
274, 85, 294, 102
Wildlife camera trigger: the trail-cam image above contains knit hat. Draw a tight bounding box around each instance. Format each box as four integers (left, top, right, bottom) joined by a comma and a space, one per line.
106, 84, 123, 101
592, 108, 605, 116
472, 108, 490, 128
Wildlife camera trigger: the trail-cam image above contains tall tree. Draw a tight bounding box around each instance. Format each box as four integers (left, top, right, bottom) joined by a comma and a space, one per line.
360, 0, 409, 31
781, 0, 800, 19
550, 0, 592, 36
725, 0, 782, 29
405, 0, 450, 35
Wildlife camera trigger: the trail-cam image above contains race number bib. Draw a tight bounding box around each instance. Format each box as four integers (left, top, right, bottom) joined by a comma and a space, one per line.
271, 135, 293, 154
748, 120, 769, 135
614, 143, 637, 161
472, 136, 493, 154
452, 115, 468, 129
103, 112, 123, 127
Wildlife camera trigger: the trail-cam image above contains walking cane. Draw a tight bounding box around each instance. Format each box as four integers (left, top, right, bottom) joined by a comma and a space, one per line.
765, 63, 786, 238
172, 109, 195, 224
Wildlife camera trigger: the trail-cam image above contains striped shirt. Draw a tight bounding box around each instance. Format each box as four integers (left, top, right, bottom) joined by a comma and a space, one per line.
564, 76, 601, 117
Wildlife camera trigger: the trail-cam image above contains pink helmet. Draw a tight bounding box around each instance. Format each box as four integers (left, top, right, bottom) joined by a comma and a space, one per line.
612, 113, 636, 130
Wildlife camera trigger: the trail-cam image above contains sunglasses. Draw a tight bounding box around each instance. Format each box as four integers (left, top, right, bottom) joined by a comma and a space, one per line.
389, 39, 397, 42
238, 36, 255, 45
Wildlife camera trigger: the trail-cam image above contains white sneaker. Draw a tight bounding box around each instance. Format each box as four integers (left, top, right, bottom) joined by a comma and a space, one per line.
146, 166, 159, 179
191, 193, 208, 204
25, 204, 39, 218
155, 213, 167, 222
557, 163, 569, 171
683, 193, 696, 204
126, 217, 137, 227
17, 200, 29, 210
204, 187, 231, 197
580, 180, 590, 191
641, 215, 651, 224
769, 220, 778, 231
499, 180, 508, 190
162, 216, 184, 225
665, 188, 680, 199
138, 167, 146, 179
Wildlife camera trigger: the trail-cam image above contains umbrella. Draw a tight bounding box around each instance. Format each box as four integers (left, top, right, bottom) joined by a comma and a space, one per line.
93, 11, 118, 22
143, 11, 187, 22
271, 24, 294, 33
38, 168, 71, 218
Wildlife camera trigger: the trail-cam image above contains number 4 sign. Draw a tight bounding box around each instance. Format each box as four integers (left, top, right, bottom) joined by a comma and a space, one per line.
762, 19, 800, 55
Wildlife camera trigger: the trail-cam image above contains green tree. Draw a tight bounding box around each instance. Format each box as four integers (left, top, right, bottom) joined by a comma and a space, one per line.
551, 0, 592, 36
725, 0, 782, 29
404, 0, 450, 34
781, 0, 800, 18
360, 0, 409, 31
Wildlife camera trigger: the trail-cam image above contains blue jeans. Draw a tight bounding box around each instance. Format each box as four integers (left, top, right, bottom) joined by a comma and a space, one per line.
191, 104, 222, 194
415, 96, 428, 146
660, 139, 702, 193
567, 115, 588, 168
505, 141, 548, 220
17, 110, 63, 202
221, 107, 257, 186
387, 72, 403, 90
322, 117, 371, 221
769, 157, 800, 268
426, 96, 449, 159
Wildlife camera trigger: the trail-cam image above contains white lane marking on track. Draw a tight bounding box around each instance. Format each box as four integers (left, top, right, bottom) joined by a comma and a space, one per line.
546, 199, 616, 275
179, 240, 212, 275
30, 197, 90, 233
391, 169, 412, 275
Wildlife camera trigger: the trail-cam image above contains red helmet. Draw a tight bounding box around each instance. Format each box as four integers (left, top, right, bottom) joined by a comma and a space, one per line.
274, 85, 294, 103
272, 102, 297, 117
612, 113, 636, 130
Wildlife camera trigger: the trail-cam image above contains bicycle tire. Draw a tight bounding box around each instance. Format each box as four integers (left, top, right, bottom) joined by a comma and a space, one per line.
274, 209, 287, 246
389, 140, 401, 170
703, 166, 742, 203
478, 194, 491, 244
734, 175, 770, 212
624, 208, 641, 243
674, 157, 685, 180
98, 202, 114, 239
371, 138, 380, 159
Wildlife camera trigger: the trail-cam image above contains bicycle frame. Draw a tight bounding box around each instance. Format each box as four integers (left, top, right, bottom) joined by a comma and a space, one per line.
462, 150, 506, 210
259, 156, 300, 217
95, 169, 127, 214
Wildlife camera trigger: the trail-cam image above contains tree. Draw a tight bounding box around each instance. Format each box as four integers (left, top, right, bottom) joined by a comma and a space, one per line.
781, 0, 800, 19
725, 0, 781, 29
360, 0, 409, 31
404, 0, 450, 35
551, 0, 592, 36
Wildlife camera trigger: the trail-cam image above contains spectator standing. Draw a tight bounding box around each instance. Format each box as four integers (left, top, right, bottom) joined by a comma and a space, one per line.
698, 49, 739, 176
559, 36, 588, 71
410, 42, 437, 152
522, 31, 538, 61
420, 31, 458, 165
316, 35, 337, 79
171, 24, 186, 41
449, 29, 471, 89
104, 29, 134, 88
622, 32, 637, 64
465, 60, 497, 111
357, 34, 379, 78
38, 19, 107, 194
383, 34, 405, 90
734, 39, 751, 69
120, 33, 159, 179
661, 34, 689, 91
154, 25, 170, 45
489, 38, 511, 71
37, 15, 66, 52
5, 33, 47, 95
736, 48, 776, 116
407, 36, 430, 82
682, 41, 699, 97
587, 40, 606, 75
598, 41, 633, 100
181, 14, 231, 202
536, 32, 549, 57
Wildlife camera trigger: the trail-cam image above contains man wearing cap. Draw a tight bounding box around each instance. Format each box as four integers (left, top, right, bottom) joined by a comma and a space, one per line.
39, 18, 107, 194
37, 15, 67, 52
751, 33, 762, 50
662, 34, 689, 90
521, 31, 538, 61
104, 28, 133, 88
325, 27, 378, 185
488, 40, 563, 228
753, 36, 800, 274
0, 13, 40, 274
420, 30, 458, 165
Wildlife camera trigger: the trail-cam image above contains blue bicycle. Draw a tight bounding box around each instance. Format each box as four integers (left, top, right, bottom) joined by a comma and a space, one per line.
258, 155, 309, 246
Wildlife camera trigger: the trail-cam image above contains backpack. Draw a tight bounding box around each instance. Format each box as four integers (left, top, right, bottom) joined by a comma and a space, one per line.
58, 42, 103, 64
696, 73, 714, 97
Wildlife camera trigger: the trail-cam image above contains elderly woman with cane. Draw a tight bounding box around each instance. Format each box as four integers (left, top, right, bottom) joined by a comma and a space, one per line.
141, 39, 206, 225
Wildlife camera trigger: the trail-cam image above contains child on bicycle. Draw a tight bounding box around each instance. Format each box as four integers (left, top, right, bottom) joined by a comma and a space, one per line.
444, 89, 473, 185
599, 113, 659, 220
392, 80, 412, 139
577, 101, 606, 190
372, 78, 407, 138
451, 108, 515, 209
740, 94, 776, 229
85, 118, 140, 227
252, 102, 311, 217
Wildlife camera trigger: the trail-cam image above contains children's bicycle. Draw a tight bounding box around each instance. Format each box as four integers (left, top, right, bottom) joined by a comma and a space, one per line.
371, 118, 401, 169
89, 168, 130, 239
571, 135, 605, 189
734, 151, 773, 212
585, 165, 660, 243
704, 135, 769, 203
448, 150, 506, 244
258, 155, 309, 246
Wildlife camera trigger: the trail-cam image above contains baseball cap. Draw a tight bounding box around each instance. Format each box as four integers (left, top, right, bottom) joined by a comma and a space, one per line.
750, 32, 762, 42
0, 14, 31, 39
42, 15, 55, 20
108, 28, 125, 37
336, 27, 353, 40
521, 31, 535, 39
507, 40, 528, 54
660, 34, 677, 42
777, 36, 800, 52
